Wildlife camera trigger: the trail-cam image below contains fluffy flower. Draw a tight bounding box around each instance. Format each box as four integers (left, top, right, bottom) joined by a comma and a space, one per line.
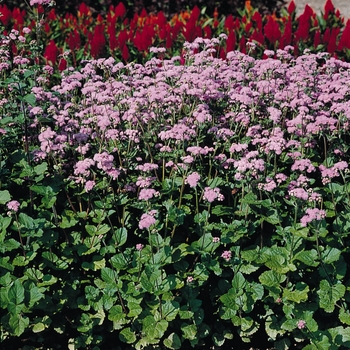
7, 200, 20, 212
297, 320, 306, 329
203, 187, 224, 203
139, 211, 157, 230
136, 243, 144, 251
300, 208, 326, 227
185, 172, 201, 188
138, 188, 159, 201
221, 250, 232, 261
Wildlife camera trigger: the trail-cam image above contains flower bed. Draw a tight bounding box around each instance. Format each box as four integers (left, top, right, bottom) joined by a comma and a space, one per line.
1, 0, 350, 69
1, 1, 350, 349
1, 26, 350, 348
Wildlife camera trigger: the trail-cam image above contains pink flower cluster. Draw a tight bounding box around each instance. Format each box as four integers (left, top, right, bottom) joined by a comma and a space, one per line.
185, 172, 201, 188
139, 210, 157, 230
203, 187, 224, 203
300, 208, 326, 227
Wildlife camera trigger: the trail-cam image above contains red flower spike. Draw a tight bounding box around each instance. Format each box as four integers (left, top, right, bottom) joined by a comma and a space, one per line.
324, 0, 335, 20
189, 6, 200, 23
314, 29, 321, 48
226, 31, 236, 53
44, 40, 59, 65
224, 14, 234, 30
67, 29, 81, 51
58, 58, 67, 72
287, 0, 296, 14
250, 30, 264, 45
47, 8, 57, 21
117, 29, 129, 50
264, 16, 281, 44
156, 11, 167, 27
203, 26, 212, 39
0, 5, 12, 27
90, 24, 106, 58
239, 36, 246, 54
140, 8, 147, 18
338, 19, 350, 50
327, 27, 340, 53
165, 33, 173, 49
252, 11, 263, 31
78, 3, 91, 17
121, 44, 129, 61
114, 2, 126, 18
279, 18, 292, 49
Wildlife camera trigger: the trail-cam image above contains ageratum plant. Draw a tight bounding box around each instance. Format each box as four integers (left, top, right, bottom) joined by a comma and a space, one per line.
1, 11, 350, 350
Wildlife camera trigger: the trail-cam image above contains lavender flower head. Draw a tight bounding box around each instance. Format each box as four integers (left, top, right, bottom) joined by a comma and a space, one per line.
7, 200, 20, 212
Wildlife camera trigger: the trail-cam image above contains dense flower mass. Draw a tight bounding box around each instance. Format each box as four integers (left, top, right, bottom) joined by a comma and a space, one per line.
2, 17, 350, 347
6, 200, 20, 212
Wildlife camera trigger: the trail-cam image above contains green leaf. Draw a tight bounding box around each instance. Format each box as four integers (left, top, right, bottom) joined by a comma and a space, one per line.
8, 280, 24, 306
127, 301, 142, 317
111, 253, 128, 270
317, 280, 346, 313
321, 247, 341, 264
0, 256, 14, 271
101, 267, 118, 285
181, 323, 197, 340
163, 332, 182, 349
108, 305, 125, 322
162, 300, 179, 321
0, 190, 11, 204
232, 272, 246, 292
283, 282, 309, 303
33, 322, 46, 333
294, 249, 319, 267
259, 270, 286, 288
9, 314, 29, 336
114, 227, 127, 247
29, 286, 45, 308
23, 93, 36, 106
339, 308, 350, 325
143, 316, 168, 339
18, 212, 35, 229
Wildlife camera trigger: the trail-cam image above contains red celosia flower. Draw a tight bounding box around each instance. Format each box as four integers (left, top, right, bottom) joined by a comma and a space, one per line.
239, 36, 246, 53
279, 18, 292, 49
12, 8, 25, 30
155, 11, 167, 27
313, 29, 321, 48
0, 5, 12, 27
250, 29, 264, 45
114, 2, 126, 18
294, 5, 314, 42
252, 11, 263, 31
67, 29, 81, 51
325, 27, 340, 53
90, 24, 106, 58
226, 31, 236, 53
203, 26, 212, 39
58, 58, 67, 71
78, 3, 91, 17
188, 6, 200, 23
133, 25, 154, 52
287, 0, 296, 15
264, 16, 281, 45
47, 8, 56, 21
323, 0, 335, 20
117, 29, 129, 50
121, 44, 129, 61
44, 39, 59, 65
337, 19, 350, 50
224, 14, 234, 30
